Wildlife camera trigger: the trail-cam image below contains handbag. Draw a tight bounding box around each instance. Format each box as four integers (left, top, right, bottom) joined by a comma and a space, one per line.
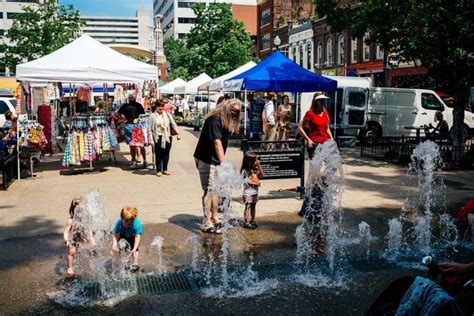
167, 112, 179, 136
171, 126, 178, 136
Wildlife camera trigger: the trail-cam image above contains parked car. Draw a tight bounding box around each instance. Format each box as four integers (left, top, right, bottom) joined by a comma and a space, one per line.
0, 96, 17, 128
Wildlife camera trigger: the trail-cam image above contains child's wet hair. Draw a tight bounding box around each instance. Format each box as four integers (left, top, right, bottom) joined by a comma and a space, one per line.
69, 197, 82, 218
121, 206, 138, 221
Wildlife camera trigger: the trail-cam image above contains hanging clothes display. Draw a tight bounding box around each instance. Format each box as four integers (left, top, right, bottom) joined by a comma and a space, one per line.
37, 104, 52, 154
62, 114, 118, 167
128, 114, 152, 147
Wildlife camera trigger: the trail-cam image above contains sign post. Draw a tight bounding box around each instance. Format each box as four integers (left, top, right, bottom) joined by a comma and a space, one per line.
243, 139, 305, 198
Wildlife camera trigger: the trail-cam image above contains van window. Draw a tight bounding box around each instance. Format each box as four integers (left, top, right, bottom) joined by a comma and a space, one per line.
0, 101, 10, 114
195, 95, 209, 102
348, 91, 366, 107
421, 93, 444, 111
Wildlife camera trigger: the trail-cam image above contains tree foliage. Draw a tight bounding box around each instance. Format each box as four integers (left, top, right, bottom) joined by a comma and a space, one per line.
315, 0, 474, 145
164, 3, 254, 80
1, 0, 83, 72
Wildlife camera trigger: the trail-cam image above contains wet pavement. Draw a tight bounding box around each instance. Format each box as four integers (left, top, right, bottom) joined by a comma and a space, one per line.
1, 210, 473, 315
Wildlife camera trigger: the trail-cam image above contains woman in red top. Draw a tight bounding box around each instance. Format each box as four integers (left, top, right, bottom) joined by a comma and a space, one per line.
299, 93, 334, 159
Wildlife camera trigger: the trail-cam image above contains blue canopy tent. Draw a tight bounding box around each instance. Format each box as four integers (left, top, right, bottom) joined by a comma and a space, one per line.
224, 50, 337, 92
223, 50, 338, 136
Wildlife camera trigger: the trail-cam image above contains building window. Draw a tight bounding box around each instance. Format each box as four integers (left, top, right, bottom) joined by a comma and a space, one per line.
306, 42, 312, 70
178, 17, 196, 24
316, 41, 322, 67
260, 8, 271, 27
178, 33, 186, 39
292, 45, 297, 62
363, 32, 370, 61
376, 44, 384, 60
260, 33, 270, 51
337, 34, 344, 65
6, 0, 38, 2
351, 38, 357, 63
7, 12, 24, 19
178, 1, 195, 8
299, 43, 304, 66
326, 37, 333, 67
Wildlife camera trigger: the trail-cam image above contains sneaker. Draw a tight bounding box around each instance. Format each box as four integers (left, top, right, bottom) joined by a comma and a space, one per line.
131, 161, 138, 169
130, 264, 139, 273
163, 171, 171, 175
156, 172, 162, 177
142, 161, 148, 169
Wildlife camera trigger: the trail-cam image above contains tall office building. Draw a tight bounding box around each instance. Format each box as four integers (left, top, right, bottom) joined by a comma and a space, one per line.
81, 9, 152, 49
154, 0, 257, 40
0, 0, 59, 76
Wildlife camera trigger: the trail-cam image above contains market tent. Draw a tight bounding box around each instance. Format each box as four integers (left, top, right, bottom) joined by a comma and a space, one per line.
224, 50, 337, 92
16, 35, 158, 83
159, 78, 186, 94
174, 73, 212, 94
198, 61, 257, 91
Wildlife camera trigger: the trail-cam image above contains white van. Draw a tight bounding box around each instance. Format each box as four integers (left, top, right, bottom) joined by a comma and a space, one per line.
301, 76, 474, 139
365, 87, 473, 139
189, 94, 217, 112
0, 97, 16, 128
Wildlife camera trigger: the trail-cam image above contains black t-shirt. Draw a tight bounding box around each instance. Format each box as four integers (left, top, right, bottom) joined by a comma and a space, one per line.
193, 115, 229, 165
118, 101, 145, 123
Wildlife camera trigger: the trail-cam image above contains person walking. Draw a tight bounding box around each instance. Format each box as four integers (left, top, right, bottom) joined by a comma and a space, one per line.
193, 99, 241, 234
148, 99, 180, 177
262, 93, 277, 143
118, 94, 146, 168
299, 93, 334, 159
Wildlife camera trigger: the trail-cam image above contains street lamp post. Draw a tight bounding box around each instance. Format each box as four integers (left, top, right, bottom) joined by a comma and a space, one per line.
274, 35, 281, 51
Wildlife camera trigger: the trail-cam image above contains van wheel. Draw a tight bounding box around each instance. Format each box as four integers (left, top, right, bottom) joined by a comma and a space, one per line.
362, 126, 381, 144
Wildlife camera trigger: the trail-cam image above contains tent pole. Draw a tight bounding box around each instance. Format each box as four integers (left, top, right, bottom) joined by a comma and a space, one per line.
333, 90, 337, 140
207, 86, 210, 115
244, 89, 247, 138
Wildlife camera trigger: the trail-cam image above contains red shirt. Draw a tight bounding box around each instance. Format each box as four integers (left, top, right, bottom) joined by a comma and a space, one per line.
303, 109, 330, 143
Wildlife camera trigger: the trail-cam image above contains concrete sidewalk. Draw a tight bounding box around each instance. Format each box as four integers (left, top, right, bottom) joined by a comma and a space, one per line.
0, 126, 472, 240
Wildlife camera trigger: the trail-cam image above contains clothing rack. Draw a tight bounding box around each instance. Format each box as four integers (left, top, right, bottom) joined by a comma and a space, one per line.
63, 113, 118, 171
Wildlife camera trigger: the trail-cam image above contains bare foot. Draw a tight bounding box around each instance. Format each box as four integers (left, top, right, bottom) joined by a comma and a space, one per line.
66, 268, 75, 277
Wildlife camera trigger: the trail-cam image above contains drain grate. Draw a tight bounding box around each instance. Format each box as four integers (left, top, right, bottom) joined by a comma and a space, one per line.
76, 272, 199, 300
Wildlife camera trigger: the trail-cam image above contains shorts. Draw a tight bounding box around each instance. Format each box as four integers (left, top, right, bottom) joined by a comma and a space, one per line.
195, 158, 217, 192
278, 119, 292, 132
119, 235, 138, 251
242, 194, 258, 204
124, 123, 134, 145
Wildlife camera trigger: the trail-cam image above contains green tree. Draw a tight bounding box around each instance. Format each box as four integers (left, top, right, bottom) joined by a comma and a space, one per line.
164, 3, 254, 80
1, 0, 83, 73
315, 0, 474, 146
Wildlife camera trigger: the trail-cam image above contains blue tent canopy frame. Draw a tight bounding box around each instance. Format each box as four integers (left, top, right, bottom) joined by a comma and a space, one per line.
224, 50, 337, 92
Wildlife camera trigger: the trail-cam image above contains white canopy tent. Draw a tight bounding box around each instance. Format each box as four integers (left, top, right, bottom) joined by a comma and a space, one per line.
16, 35, 158, 83
159, 78, 187, 95
199, 61, 256, 91
174, 73, 212, 95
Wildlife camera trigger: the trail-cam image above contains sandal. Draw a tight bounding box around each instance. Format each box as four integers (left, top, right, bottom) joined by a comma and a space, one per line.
214, 222, 223, 229
249, 221, 258, 229
242, 222, 255, 229
201, 226, 222, 234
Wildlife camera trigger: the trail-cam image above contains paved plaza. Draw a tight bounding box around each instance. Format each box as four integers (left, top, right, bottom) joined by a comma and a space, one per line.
1, 127, 473, 315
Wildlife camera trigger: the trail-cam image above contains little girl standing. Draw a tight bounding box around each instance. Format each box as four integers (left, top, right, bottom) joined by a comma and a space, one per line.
63, 196, 94, 277
240, 152, 264, 229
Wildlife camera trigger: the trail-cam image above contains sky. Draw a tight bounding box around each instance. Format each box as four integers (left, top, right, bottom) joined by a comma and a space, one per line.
58, 0, 153, 17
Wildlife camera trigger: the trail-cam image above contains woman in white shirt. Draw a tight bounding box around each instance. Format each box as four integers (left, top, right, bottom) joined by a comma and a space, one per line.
148, 99, 180, 177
